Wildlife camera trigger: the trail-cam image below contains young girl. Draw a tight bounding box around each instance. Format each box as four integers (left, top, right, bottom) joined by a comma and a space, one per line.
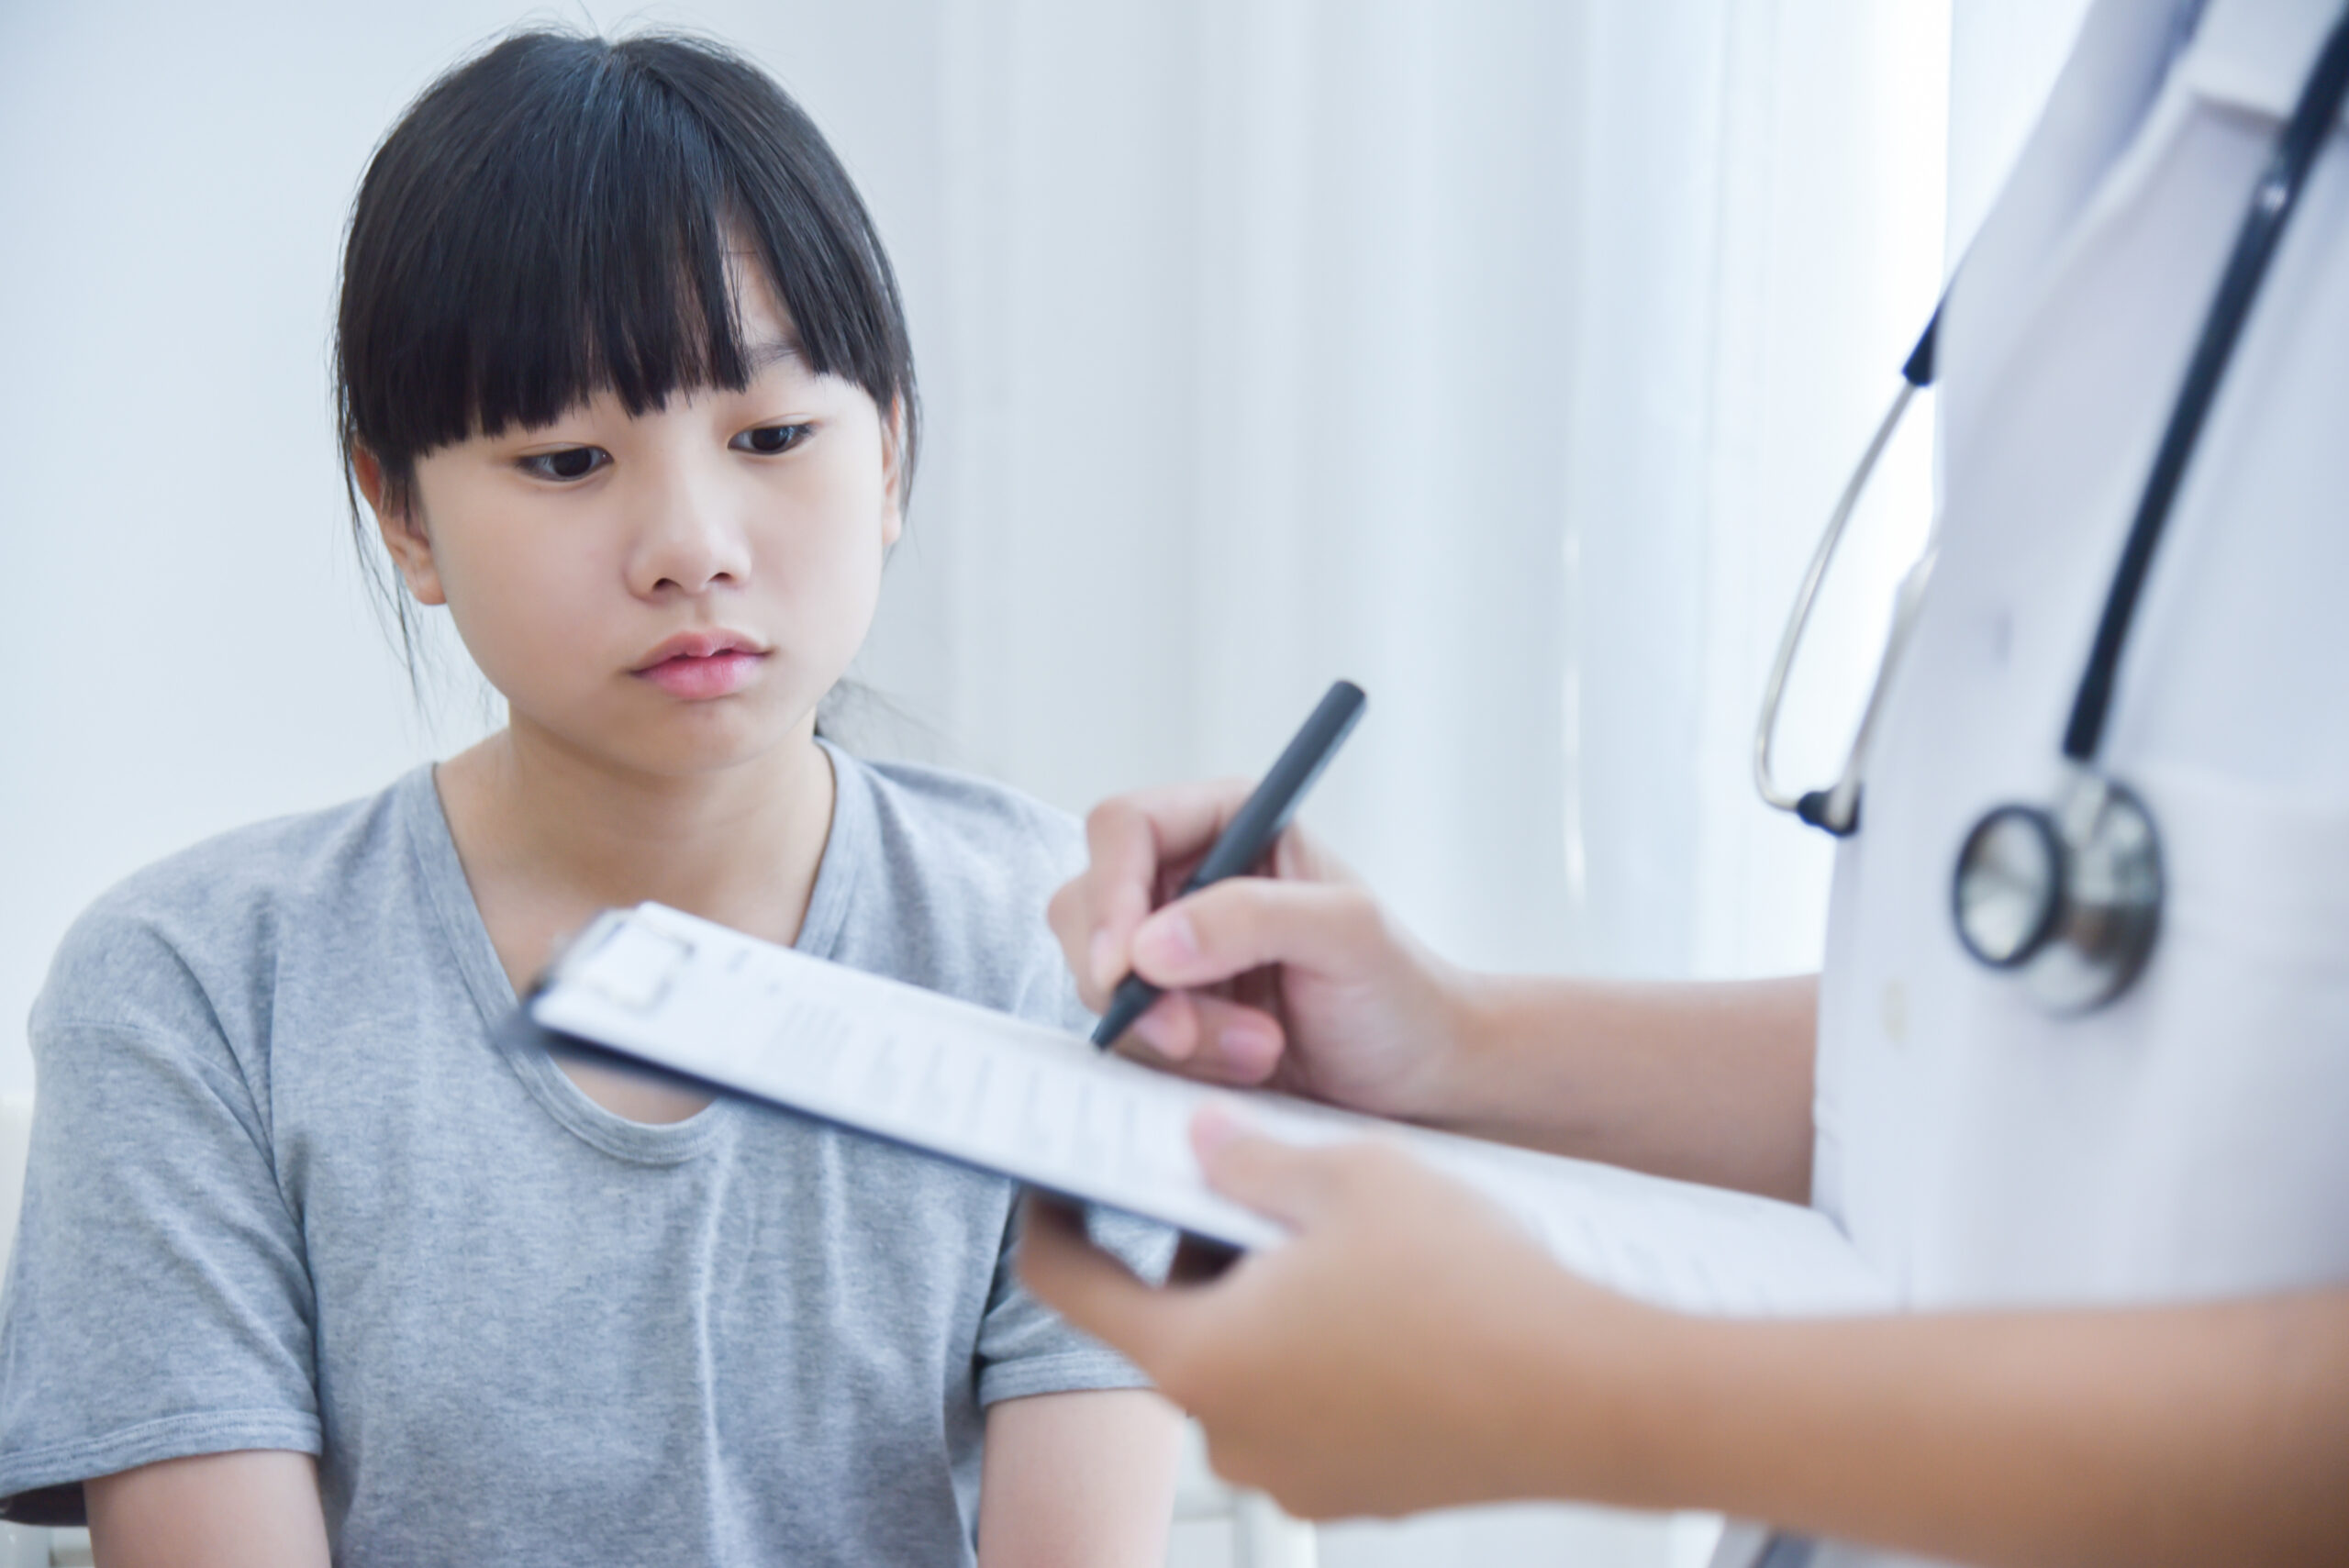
0, 29, 1177, 1565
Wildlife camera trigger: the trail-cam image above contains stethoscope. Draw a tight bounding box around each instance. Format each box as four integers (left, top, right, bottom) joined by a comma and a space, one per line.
1755, 6, 2349, 1013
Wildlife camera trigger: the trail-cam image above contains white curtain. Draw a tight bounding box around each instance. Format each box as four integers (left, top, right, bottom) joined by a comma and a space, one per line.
852, 0, 1954, 994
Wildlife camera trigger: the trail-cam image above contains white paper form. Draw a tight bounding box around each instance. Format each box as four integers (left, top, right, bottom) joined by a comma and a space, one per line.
527, 904, 1892, 1318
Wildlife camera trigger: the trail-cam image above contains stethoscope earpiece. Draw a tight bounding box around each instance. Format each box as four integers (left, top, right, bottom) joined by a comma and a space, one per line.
1951, 774, 2163, 1013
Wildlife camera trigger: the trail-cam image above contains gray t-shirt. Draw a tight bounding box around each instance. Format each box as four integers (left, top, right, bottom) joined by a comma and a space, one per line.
0, 743, 1161, 1563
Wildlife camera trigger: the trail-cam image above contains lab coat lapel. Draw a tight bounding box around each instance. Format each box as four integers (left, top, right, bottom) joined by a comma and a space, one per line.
1938, 0, 2205, 481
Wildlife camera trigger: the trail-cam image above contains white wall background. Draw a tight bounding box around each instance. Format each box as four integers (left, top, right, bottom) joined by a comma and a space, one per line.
0, 1, 2089, 1562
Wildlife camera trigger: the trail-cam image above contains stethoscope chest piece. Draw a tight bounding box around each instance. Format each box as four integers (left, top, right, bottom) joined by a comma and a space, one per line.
1952, 773, 2162, 1012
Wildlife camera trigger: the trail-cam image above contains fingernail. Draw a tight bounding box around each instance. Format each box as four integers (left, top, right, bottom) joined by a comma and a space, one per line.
1134, 908, 1199, 973
1089, 929, 1121, 991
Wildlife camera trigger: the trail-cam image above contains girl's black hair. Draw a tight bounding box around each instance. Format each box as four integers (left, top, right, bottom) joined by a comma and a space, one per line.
334, 29, 918, 678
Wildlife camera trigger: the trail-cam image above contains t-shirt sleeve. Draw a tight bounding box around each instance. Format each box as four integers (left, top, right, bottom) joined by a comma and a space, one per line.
973, 1204, 1174, 1407
970, 949, 1177, 1407
0, 908, 319, 1499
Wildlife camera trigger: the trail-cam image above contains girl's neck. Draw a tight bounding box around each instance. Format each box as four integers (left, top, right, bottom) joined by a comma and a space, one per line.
437, 714, 838, 980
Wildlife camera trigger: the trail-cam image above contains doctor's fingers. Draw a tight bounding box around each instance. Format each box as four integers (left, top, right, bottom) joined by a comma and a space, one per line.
1130, 876, 1390, 994
1188, 1116, 1397, 1231
1054, 779, 1257, 1005
1115, 989, 1288, 1081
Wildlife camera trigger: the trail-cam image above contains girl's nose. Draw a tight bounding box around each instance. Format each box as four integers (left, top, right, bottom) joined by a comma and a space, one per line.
626, 469, 752, 597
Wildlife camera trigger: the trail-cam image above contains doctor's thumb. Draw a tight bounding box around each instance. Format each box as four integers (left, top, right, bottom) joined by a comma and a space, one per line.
1133, 877, 1390, 989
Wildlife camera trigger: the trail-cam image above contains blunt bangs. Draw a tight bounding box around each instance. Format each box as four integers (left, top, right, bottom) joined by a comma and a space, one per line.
335, 29, 918, 512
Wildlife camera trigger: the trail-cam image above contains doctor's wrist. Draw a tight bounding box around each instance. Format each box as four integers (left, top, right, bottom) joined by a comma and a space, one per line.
1421, 973, 1620, 1150
1367, 962, 1516, 1127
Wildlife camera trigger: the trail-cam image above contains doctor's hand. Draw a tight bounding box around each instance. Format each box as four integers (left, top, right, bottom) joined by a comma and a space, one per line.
1051, 779, 1468, 1118
1019, 1112, 1664, 1520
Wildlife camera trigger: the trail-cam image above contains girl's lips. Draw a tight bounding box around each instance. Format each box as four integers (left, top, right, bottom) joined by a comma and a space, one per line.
634, 650, 765, 701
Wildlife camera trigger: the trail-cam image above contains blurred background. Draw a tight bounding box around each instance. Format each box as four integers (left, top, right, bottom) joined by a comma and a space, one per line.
1, 1, 2090, 1562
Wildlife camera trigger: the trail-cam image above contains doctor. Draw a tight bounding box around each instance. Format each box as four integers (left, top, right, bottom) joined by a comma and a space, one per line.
1021, 1, 2349, 1563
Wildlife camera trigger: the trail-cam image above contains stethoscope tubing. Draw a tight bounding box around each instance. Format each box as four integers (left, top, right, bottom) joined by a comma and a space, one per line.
1752, 377, 1916, 824
1758, 4, 2349, 825
1752, 309, 1938, 838
2060, 6, 2349, 764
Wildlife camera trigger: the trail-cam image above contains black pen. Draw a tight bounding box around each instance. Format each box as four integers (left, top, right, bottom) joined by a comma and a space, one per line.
1090, 680, 1368, 1049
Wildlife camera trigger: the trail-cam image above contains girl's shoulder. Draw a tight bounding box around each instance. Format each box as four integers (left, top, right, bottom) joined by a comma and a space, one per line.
819, 747, 1088, 1028
844, 750, 1084, 876
35, 770, 433, 1046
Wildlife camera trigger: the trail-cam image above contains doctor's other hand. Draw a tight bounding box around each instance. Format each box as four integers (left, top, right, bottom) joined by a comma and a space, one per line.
1051, 778, 1466, 1118
1019, 1112, 1662, 1520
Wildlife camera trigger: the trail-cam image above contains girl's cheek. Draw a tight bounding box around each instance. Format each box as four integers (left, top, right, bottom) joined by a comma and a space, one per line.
442, 533, 604, 688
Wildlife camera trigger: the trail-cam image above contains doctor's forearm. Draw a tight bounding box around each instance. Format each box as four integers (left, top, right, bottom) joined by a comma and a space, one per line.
1434, 973, 1817, 1202
1607, 1289, 2349, 1568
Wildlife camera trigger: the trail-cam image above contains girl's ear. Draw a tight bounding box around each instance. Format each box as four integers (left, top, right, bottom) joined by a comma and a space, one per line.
352, 448, 448, 607
877, 400, 907, 549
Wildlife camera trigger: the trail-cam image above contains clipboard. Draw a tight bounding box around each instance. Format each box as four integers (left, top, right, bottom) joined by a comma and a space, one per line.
513, 903, 1891, 1318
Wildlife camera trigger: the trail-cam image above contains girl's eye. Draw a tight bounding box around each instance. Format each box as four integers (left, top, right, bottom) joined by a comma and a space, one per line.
519, 447, 608, 482
731, 424, 810, 456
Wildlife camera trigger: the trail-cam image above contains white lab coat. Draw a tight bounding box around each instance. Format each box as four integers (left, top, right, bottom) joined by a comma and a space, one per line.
1798, 0, 2349, 1562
